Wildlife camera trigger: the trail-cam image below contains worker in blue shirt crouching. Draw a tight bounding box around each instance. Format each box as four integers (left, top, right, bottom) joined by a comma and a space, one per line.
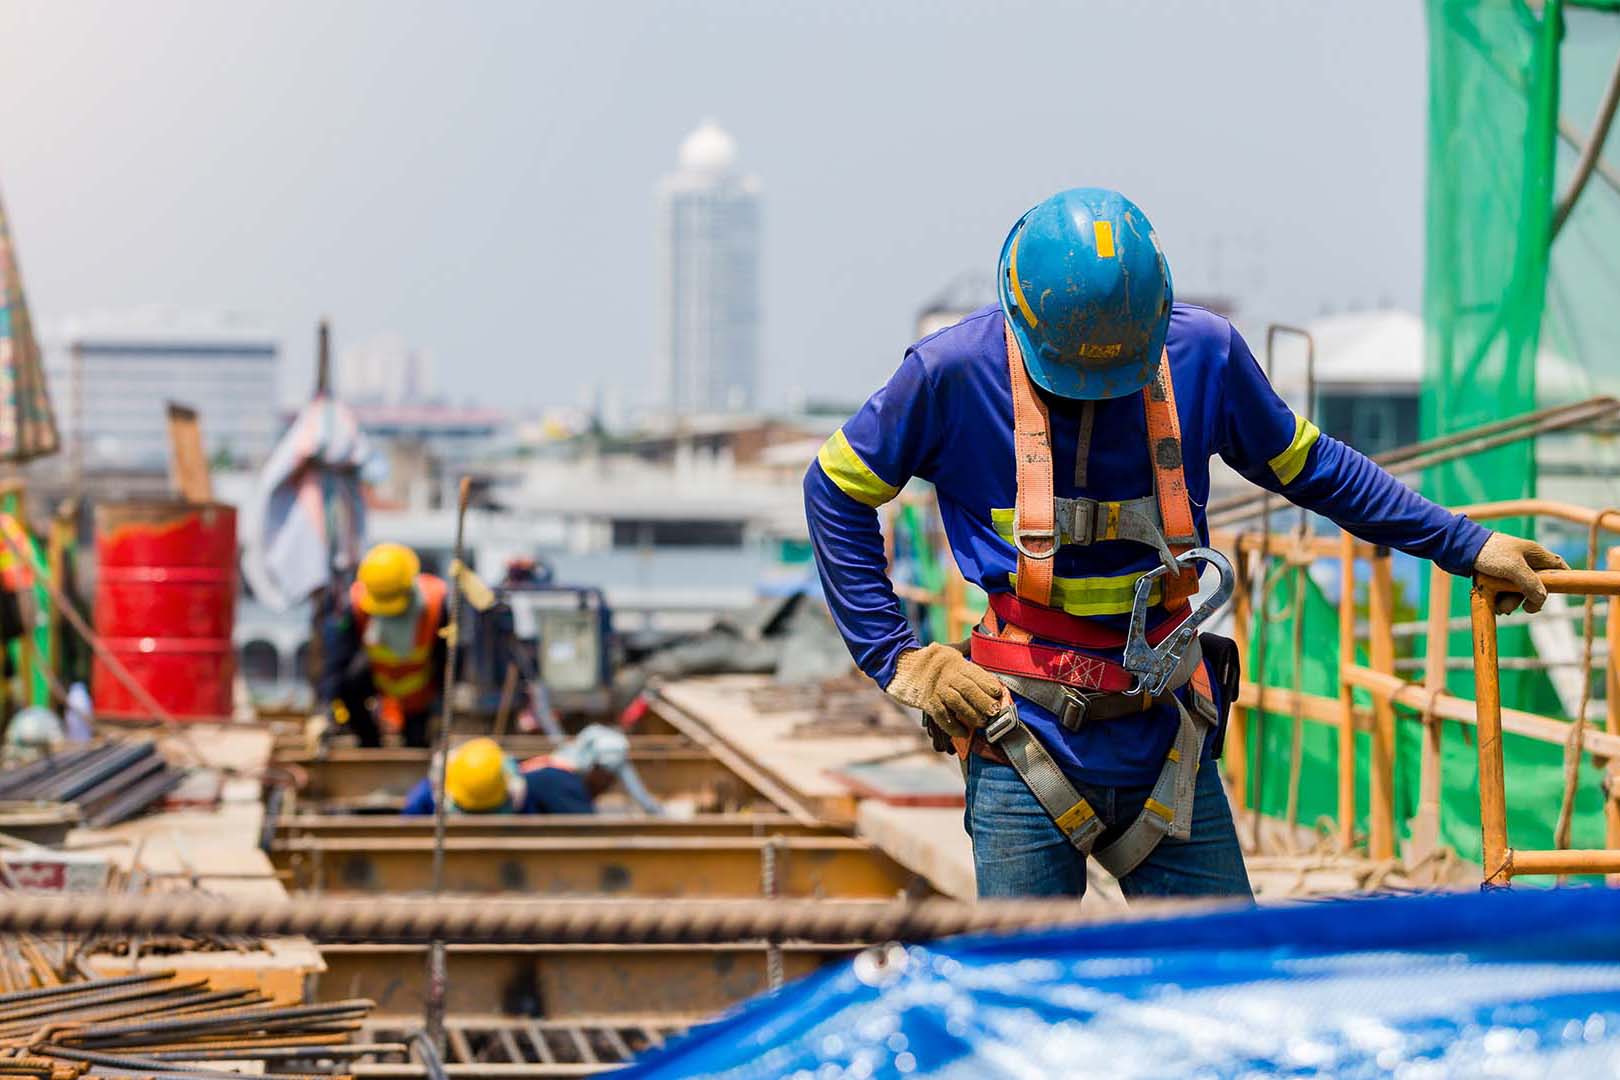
804, 187, 1562, 901
402, 727, 663, 816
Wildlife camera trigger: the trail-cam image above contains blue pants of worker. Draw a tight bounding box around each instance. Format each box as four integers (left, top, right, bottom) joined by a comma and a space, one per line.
965, 754, 1253, 901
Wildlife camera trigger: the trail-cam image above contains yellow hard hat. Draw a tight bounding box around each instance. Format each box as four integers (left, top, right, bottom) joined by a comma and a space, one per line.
357, 542, 420, 617
445, 737, 509, 812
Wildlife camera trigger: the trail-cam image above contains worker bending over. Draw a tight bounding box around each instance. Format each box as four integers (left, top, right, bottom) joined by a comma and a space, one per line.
805, 187, 1561, 901
402, 727, 664, 815
319, 542, 448, 749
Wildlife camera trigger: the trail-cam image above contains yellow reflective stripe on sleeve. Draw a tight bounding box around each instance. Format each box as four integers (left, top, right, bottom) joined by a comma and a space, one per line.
1144, 798, 1174, 822
816, 429, 900, 508
1053, 799, 1097, 834
1268, 413, 1322, 486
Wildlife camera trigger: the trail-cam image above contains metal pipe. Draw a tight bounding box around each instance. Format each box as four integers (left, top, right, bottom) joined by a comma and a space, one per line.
1553, 43, 1620, 236
1472, 584, 1510, 886
1208, 398, 1620, 526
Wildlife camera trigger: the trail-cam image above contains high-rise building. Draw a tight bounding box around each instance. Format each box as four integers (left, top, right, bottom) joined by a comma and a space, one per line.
656, 120, 761, 415
337, 332, 433, 406
45, 308, 280, 470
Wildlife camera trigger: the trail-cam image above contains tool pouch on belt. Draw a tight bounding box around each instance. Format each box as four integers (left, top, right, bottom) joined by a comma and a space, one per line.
1197, 632, 1241, 759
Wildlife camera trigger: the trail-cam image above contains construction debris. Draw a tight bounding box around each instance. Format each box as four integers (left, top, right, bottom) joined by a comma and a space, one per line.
0, 971, 381, 1077
0, 743, 186, 831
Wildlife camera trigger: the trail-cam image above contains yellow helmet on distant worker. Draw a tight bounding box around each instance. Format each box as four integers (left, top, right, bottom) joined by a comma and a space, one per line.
356, 542, 420, 617
445, 737, 509, 812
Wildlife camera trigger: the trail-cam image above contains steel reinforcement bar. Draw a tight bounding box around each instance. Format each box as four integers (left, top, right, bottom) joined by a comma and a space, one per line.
0, 894, 1201, 946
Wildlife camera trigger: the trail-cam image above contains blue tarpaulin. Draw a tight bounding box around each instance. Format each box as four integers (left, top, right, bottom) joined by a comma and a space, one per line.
622, 888, 1620, 1077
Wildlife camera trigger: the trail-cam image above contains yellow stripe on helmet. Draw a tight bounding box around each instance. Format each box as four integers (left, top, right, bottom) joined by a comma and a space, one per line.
1006, 232, 1038, 328
817, 429, 901, 508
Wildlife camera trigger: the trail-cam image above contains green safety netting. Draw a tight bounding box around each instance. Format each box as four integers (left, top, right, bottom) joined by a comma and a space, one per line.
1245, 0, 1620, 870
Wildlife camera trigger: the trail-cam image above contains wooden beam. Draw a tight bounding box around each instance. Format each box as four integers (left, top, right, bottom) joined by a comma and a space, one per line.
165, 402, 212, 503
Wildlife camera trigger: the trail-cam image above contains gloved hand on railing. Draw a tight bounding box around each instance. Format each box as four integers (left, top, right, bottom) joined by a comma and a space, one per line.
885, 642, 1006, 749
1474, 532, 1568, 614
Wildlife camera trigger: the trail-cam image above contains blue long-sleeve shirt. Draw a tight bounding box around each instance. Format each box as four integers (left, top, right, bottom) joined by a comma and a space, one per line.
804, 303, 1490, 786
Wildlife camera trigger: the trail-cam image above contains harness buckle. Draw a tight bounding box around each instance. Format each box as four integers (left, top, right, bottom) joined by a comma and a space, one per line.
1010, 509, 1057, 561
1057, 687, 1090, 732
1121, 546, 1235, 696
983, 705, 1018, 744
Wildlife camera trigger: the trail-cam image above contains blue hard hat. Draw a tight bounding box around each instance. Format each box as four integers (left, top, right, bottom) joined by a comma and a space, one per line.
997, 188, 1173, 400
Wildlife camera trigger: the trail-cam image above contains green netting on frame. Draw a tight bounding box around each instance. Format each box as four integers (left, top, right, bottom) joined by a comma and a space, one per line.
1239, 0, 1620, 874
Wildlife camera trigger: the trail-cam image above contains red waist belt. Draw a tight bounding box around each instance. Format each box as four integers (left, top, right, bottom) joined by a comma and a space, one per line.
987, 593, 1187, 649
974, 593, 1191, 690
970, 632, 1135, 692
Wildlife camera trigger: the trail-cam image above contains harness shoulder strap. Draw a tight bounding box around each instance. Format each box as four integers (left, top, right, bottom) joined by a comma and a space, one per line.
1004, 320, 1055, 607
1141, 355, 1200, 608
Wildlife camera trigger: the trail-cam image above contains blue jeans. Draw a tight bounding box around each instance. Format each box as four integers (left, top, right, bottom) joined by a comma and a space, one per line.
965, 753, 1253, 901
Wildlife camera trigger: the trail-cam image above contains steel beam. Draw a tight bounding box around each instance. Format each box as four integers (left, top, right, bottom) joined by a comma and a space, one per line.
276, 835, 922, 898
276, 813, 834, 842
318, 942, 855, 1019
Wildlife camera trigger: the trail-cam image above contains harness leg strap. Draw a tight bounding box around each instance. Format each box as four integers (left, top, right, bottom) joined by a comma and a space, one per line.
1092, 695, 1212, 878
982, 707, 1105, 854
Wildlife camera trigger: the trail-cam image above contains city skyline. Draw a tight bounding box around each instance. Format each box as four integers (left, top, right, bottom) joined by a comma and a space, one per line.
0, 1, 1426, 416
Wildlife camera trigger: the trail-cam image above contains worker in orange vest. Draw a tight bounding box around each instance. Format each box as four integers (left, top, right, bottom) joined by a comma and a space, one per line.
318, 542, 448, 748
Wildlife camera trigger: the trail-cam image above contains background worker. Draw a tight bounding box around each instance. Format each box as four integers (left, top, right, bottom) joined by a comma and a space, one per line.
318, 542, 448, 749
804, 187, 1564, 902
401, 727, 664, 815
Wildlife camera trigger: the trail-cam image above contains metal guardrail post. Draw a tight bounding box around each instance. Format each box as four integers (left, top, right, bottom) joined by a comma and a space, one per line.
1368, 548, 1398, 860
1473, 569, 1620, 884
1336, 531, 1357, 849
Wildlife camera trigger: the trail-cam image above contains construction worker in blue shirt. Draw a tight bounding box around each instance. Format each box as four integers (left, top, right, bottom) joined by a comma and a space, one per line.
804, 187, 1564, 902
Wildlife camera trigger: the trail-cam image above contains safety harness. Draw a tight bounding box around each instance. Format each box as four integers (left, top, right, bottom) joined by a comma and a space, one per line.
966, 321, 1231, 878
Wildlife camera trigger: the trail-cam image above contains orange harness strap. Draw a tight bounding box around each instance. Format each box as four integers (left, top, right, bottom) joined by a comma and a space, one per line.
1142, 357, 1201, 609
1004, 321, 1055, 610
1004, 321, 1199, 611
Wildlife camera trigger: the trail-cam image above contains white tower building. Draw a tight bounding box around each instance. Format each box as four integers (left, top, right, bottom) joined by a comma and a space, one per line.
656, 120, 762, 416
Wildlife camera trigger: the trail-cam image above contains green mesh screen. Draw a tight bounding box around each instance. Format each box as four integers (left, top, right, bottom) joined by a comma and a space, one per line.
1242, 0, 1620, 871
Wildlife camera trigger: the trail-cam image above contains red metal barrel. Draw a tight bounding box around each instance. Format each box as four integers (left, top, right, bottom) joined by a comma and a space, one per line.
92, 501, 237, 722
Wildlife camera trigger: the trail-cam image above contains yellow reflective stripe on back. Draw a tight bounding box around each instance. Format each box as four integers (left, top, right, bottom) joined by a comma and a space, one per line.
377, 667, 433, 698
991, 508, 1163, 616
1008, 570, 1162, 617
1053, 799, 1096, 834
817, 429, 900, 508
1144, 798, 1174, 822
1268, 413, 1321, 486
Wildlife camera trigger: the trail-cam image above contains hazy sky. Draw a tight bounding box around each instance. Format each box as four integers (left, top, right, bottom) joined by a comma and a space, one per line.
0, 1, 1426, 413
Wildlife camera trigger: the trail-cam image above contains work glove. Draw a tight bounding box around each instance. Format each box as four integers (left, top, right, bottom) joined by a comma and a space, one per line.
1474, 532, 1568, 615
884, 642, 1006, 744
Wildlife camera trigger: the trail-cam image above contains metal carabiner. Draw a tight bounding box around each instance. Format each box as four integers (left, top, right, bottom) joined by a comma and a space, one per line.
1120, 546, 1236, 696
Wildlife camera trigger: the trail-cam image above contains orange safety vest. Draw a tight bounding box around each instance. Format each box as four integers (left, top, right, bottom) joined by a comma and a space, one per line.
351, 574, 447, 715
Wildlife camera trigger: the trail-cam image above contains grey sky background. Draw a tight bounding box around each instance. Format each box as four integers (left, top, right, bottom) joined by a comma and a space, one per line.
0, 0, 1426, 414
